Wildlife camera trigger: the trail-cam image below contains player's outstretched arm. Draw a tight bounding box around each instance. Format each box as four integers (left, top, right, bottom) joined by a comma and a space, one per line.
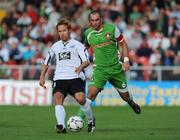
75, 61, 89, 75
118, 40, 130, 72
39, 64, 49, 89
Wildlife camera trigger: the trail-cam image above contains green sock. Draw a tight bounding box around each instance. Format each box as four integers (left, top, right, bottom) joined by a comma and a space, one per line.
78, 108, 85, 119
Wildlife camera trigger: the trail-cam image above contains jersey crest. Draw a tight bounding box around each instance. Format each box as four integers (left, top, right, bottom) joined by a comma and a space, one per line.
105, 32, 111, 40
122, 82, 127, 89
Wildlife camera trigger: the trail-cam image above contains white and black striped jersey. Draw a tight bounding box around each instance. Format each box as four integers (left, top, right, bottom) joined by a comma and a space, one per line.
44, 39, 88, 80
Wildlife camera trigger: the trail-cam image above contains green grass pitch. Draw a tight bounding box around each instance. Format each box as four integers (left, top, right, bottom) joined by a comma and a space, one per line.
0, 106, 180, 140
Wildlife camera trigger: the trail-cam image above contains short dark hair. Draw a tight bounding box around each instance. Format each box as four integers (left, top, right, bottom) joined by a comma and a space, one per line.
56, 18, 71, 30
88, 10, 102, 21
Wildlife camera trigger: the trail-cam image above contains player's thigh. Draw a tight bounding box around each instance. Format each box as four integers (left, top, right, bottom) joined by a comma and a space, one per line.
109, 70, 128, 91
90, 67, 108, 89
88, 86, 101, 100
54, 92, 65, 105
74, 91, 86, 105
69, 78, 85, 96
53, 80, 68, 97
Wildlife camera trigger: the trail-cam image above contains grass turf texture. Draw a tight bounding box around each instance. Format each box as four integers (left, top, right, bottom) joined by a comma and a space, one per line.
0, 106, 179, 140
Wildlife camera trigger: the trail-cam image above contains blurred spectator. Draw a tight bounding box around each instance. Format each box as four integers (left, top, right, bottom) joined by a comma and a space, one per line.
17, 11, 32, 27
128, 50, 139, 80
136, 37, 153, 81
129, 5, 142, 24
8, 37, 23, 64
47, 6, 60, 31
26, 4, 39, 25
108, 0, 123, 21
114, 15, 127, 33
13, 0, 25, 12
137, 0, 149, 14
22, 45, 35, 61
0, 0, 179, 81
136, 37, 153, 59
161, 36, 178, 66
23, 57, 40, 80
29, 17, 49, 40
0, 41, 9, 62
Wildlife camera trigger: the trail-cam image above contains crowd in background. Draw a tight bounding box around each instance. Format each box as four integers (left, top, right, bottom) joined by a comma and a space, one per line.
0, 0, 180, 80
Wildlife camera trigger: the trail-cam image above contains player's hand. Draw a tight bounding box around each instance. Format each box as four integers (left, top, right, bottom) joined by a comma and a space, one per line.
75, 66, 83, 75
122, 61, 130, 72
39, 77, 46, 89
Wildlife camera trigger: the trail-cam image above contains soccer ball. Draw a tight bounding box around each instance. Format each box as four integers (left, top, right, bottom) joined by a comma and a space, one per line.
67, 116, 83, 132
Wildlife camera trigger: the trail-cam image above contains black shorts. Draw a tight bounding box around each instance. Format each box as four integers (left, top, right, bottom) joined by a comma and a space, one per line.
52, 78, 85, 97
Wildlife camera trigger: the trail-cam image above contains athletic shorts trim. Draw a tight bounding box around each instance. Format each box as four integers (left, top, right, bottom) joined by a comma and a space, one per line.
115, 87, 128, 93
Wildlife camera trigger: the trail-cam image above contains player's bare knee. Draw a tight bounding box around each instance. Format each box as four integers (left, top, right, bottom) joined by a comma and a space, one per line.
75, 93, 86, 105
54, 92, 64, 99
87, 93, 95, 101
77, 97, 86, 105
54, 92, 64, 105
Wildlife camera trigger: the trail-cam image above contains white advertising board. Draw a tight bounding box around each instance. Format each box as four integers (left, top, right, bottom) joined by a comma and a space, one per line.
0, 80, 52, 105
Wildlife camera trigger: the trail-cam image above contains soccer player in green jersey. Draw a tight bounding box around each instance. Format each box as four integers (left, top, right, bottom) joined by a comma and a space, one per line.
78, 10, 141, 133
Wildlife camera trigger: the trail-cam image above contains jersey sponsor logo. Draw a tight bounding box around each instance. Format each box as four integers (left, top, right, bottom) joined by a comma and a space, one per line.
92, 41, 112, 48
59, 52, 71, 60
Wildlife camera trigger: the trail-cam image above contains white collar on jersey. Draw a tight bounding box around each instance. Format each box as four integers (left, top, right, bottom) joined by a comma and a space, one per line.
61, 38, 72, 46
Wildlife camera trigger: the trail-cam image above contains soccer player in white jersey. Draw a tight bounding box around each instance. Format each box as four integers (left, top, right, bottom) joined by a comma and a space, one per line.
39, 19, 94, 133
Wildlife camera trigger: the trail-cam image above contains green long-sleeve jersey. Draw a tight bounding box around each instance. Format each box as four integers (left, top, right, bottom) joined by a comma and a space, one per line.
84, 23, 123, 67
